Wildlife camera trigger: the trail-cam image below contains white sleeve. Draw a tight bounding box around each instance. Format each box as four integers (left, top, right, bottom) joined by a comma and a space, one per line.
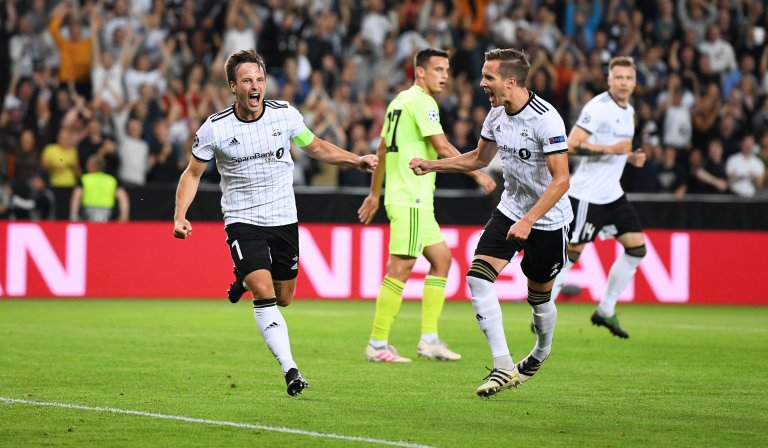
287, 105, 308, 139
538, 111, 569, 155
480, 109, 497, 142
574, 99, 601, 135
191, 118, 216, 162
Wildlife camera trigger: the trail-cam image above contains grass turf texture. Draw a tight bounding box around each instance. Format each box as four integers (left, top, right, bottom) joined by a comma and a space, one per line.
1, 299, 766, 447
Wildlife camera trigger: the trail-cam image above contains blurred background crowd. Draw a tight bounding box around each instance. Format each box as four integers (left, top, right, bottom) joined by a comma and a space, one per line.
1, 0, 767, 221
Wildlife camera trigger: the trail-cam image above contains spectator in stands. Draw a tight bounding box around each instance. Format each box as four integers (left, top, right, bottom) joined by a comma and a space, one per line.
114, 113, 149, 188
657, 145, 688, 199
726, 134, 765, 198
47, 0, 93, 98
695, 139, 729, 194
41, 128, 80, 188
659, 85, 693, 151
698, 24, 738, 75
8, 174, 55, 220
69, 155, 129, 222
77, 117, 119, 177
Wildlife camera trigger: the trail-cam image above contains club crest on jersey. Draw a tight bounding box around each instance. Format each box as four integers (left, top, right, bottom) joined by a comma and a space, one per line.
521, 129, 529, 138
272, 129, 282, 136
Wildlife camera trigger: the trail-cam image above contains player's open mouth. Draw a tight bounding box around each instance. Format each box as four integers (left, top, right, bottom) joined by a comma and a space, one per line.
248, 92, 261, 107
484, 89, 496, 102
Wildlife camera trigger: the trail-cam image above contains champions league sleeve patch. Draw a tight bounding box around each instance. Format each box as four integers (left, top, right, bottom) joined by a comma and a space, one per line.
427, 109, 440, 123
193, 135, 200, 148
548, 135, 566, 144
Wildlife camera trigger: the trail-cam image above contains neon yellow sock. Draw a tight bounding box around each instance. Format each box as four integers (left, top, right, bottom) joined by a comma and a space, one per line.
370, 276, 405, 341
421, 275, 447, 335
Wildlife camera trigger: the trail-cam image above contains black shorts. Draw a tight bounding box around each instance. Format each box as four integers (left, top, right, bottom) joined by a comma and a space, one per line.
224, 222, 299, 281
475, 209, 569, 283
568, 194, 643, 244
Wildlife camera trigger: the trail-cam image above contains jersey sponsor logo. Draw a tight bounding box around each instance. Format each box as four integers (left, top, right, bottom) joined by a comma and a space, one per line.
232, 151, 276, 163
548, 135, 566, 144
427, 109, 439, 122
229, 137, 240, 146
498, 144, 532, 160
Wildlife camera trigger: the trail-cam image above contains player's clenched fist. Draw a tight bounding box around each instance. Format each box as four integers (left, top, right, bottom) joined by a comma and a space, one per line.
409, 157, 432, 176
358, 154, 378, 173
174, 219, 192, 239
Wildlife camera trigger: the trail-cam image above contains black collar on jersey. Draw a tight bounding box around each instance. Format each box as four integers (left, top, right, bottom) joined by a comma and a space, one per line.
233, 102, 266, 123
607, 91, 629, 109
505, 90, 535, 117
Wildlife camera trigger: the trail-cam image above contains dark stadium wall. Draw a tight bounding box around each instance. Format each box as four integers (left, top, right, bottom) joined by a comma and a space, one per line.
1, 221, 767, 305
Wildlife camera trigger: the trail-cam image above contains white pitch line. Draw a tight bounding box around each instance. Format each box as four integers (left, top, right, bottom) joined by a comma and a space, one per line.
1, 397, 433, 448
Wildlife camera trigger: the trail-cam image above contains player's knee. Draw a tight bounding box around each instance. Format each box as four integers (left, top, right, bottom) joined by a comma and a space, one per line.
625, 245, 646, 258
566, 249, 581, 263
466, 259, 498, 292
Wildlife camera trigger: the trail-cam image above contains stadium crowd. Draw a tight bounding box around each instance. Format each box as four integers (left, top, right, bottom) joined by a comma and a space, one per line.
0, 0, 767, 220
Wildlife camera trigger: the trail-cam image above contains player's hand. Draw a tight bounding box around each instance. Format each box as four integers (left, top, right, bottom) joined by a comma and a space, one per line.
358, 154, 378, 173
627, 151, 646, 167
610, 140, 633, 154
474, 172, 497, 195
409, 158, 432, 175
357, 195, 380, 225
506, 219, 533, 241
174, 219, 192, 239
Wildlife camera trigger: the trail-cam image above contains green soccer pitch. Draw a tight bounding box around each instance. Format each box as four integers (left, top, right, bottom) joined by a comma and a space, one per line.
1, 299, 766, 447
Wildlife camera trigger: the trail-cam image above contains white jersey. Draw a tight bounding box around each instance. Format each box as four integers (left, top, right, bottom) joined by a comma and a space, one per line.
481, 92, 573, 230
192, 101, 307, 227
569, 91, 635, 204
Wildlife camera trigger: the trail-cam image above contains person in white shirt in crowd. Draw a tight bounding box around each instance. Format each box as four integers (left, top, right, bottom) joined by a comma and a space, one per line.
726, 134, 765, 197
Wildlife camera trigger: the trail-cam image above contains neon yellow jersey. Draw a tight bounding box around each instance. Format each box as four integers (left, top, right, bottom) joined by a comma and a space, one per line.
381, 85, 444, 209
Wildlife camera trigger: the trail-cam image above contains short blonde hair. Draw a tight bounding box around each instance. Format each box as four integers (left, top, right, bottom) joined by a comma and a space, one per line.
609, 56, 636, 71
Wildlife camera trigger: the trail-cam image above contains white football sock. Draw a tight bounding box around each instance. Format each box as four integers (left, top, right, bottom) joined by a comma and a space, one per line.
253, 298, 297, 373
368, 338, 387, 349
467, 275, 513, 370
598, 253, 643, 317
420, 333, 439, 344
531, 300, 557, 361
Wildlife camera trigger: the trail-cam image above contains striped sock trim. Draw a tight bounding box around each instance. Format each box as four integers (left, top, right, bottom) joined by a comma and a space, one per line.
527, 287, 552, 305
253, 297, 277, 309
424, 275, 447, 288
381, 276, 405, 295
467, 259, 498, 283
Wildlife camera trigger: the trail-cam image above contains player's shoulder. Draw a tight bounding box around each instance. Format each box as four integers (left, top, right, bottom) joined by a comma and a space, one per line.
528, 93, 564, 127
208, 104, 235, 122
264, 99, 291, 110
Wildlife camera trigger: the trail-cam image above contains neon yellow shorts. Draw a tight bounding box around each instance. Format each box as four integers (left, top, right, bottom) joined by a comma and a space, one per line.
385, 204, 444, 257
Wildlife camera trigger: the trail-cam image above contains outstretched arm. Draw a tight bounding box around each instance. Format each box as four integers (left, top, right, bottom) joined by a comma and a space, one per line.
300, 135, 377, 173
410, 138, 498, 175
358, 138, 386, 224
173, 157, 207, 239
428, 133, 496, 194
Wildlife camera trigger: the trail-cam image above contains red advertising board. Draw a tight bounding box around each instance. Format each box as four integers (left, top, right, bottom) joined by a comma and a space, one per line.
0, 221, 766, 305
